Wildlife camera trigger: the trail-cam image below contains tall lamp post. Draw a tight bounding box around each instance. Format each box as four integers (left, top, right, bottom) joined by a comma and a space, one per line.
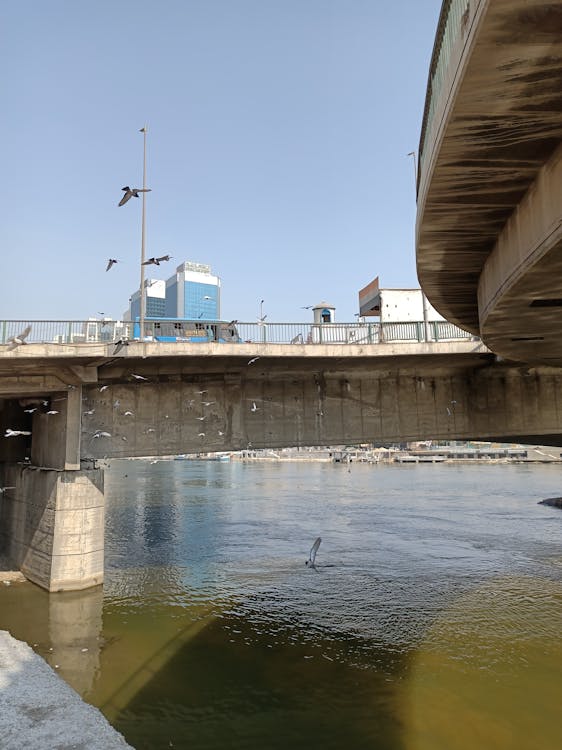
139, 126, 148, 341
408, 149, 430, 342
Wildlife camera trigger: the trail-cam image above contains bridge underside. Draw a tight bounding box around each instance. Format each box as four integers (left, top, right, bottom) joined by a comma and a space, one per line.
417, 0, 562, 365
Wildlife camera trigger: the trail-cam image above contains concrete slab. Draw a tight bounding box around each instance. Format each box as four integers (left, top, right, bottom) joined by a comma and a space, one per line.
0, 630, 133, 750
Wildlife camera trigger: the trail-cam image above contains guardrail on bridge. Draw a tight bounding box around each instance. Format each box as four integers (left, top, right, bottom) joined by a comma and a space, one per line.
0, 319, 476, 347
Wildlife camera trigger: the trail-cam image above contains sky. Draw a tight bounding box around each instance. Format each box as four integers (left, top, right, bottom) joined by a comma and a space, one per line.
1, 0, 442, 324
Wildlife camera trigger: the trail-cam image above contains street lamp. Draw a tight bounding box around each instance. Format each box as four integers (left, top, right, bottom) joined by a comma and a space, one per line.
139, 126, 148, 341
407, 151, 417, 194
408, 149, 430, 342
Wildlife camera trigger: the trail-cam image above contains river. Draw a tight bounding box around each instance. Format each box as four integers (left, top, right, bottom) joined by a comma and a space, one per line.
1, 459, 562, 749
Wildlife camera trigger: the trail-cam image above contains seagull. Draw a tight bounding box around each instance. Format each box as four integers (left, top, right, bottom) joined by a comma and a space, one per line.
106, 259, 120, 272
203, 295, 212, 300
131, 373, 148, 380
83, 409, 95, 416
124, 411, 134, 416
113, 339, 128, 354
198, 432, 205, 437
196, 416, 206, 421
0, 486, 16, 494
251, 402, 258, 412
92, 430, 112, 438
45, 410, 59, 416
23, 408, 37, 413
99, 385, 109, 392
300, 305, 313, 309
247, 357, 260, 366
118, 186, 151, 206
4, 429, 32, 437
142, 254, 172, 266
306, 537, 322, 568
7, 325, 32, 350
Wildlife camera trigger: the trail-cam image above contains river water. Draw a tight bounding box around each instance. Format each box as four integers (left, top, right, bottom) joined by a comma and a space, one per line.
1, 459, 562, 749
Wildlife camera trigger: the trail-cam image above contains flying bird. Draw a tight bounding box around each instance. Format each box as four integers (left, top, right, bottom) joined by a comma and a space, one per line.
0, 487, 16, 494
142, 254, 172, 266
4, 429, 32, 438
306, 537, 322, 568
7, 325, 32, 350
118, 186, 151, 206
106, 259, 120, 272
131, 373, 148, 381
113, 339, 128, 354
247, 357, 260, 366
251, 402, 258, 412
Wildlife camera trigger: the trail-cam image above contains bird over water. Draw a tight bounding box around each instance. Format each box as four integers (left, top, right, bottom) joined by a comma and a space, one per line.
306, 537, 322, 568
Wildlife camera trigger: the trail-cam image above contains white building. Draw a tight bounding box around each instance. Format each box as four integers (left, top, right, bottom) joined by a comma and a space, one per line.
358, 276, 444, 323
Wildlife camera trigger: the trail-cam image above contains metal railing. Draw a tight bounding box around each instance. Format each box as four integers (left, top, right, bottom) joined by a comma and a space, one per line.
0, 318, 476, 347
419, 0, 474, 171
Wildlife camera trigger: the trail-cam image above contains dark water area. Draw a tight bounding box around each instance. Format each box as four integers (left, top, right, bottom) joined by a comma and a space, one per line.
2, 460, 562, 749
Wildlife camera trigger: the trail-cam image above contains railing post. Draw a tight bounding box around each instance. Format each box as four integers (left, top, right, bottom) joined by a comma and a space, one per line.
433, 321, 439, 341
1, 321, 6, 344
66, 321, 73, 344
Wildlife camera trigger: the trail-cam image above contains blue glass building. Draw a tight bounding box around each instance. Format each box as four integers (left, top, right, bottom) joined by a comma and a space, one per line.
164, 261, 220, 320
126, 262, 221, 322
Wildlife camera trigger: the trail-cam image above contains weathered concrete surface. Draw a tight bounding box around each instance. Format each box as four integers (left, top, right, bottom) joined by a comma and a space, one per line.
79, 353, 562, 458
0, 630, 132, 749
417, 0, 562, 366
0, 466, 104, 592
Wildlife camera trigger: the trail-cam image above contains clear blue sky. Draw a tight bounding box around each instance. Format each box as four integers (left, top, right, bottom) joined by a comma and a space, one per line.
1, 0, 441, 323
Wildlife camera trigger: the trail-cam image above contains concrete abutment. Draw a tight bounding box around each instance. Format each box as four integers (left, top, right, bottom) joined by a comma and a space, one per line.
1, 389, 105, 592
0, 464, 104, 591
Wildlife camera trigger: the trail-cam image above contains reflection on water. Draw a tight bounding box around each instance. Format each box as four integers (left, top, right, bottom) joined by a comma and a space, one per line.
1, 461, 562, 749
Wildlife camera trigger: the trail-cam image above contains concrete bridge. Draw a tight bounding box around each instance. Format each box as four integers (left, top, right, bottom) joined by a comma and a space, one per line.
417, 0, 562, 367
3, 338, 562, 592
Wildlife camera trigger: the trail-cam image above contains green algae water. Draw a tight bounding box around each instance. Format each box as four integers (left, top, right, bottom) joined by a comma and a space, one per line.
1, 461, 562, 749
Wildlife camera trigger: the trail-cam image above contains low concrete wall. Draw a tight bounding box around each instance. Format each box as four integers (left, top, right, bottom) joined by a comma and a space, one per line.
0, 630, 132, 749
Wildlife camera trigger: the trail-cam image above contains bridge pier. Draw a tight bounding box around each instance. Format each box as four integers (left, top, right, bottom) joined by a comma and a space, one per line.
0, 388, 105, 592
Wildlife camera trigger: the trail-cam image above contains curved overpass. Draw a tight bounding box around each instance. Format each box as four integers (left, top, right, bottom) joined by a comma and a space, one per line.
417, 0, 562, 365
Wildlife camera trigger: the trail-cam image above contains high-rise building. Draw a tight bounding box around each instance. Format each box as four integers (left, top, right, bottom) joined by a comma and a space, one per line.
124, 261, 221, 322
125, 279, 166, 321
164, 261, 220, 320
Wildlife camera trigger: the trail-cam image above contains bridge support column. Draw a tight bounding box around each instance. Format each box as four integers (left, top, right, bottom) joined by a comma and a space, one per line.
0, 388, 105, 592
0, 464, 104, 591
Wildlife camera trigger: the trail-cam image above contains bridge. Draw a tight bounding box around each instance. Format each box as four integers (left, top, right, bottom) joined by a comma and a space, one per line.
2, 318, 562, 592
417, 0, 562, 367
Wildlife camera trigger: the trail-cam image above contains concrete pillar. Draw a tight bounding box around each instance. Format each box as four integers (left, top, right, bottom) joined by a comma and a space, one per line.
1, 388, 105, 592
0, 464, 104, 592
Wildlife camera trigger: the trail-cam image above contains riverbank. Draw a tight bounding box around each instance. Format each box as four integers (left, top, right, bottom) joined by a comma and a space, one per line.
0, 630, 133, 750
